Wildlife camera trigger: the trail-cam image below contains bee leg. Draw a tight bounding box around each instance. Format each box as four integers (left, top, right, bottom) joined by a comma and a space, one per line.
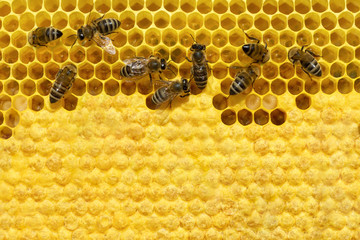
301, 67, 314, 81
305, 49, 322, 58
185, 56, 192, 62
242, 30, 260, 43
149, 73, 153, 86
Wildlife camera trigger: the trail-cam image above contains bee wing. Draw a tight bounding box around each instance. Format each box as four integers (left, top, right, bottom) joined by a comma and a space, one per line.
92, 31, 116, 55
122, 57, 148, 65
154, 79, 172, 90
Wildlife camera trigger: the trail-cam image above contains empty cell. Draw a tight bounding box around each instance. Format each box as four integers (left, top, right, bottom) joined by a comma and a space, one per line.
12, 0, 26, 14
262, 62, 278, 80
36, 48, 52, 63
128, 29, 144, 47
205, 14, 219, 30
20, 12, 35, 31
238, 13, 253, 30
304, 12, 320, 30
347, 29, 360, 46
295, 0, 311, 13
70, 46, 85, 63
53, 47, 68, 63
263, 94, 277, 110
179, 30, 194, 47
339, 47, 353, 63
30, 95, 44, 111
146, 0, 161, 10
0, 82, 3, 93
61, 0, 76, 11
104, 50, 119, 64
0, 95, 11, 111
280, 30, 295, 47
356, 13, 360, 28
44, 0, 59, 11
36, 12, 51, 28
162, 29, 177, 47
95, 0, 110, 12
120, 11, 135, 30
188, 12, 203, 30
338, 12, 353, 29
196, 30, 211, 46
330, 62, 345, 78
263, 29, 278, 47
88, 79, 103, 96
322, 46, 337, 63
197, 0, 212, 13
221, 47, 236, 63
28, 63, 43, 80
271, 79, 286, 95
120, 47, 136, 60
338, 78, 352, 94
181, 0, 196, 12
312, 0, 328, 12
0, 127, 12, 139
69, 12, 84, 30
12, 31, 27, 48
213, 0, 228, 13
4, 15, 19, 32
230, 0, 246, 14
0, 32, 10, 48
171, 47, 186, 63
13, 95, 27, 111
221, 78, 233, 95
288, 78, 303, 95
78, 63, 94, 79
87, 46, 102, 64
330, 0, 345, 12
321, 78, 336, 94
4, 47, 18, 63
212, 30, 228, 48
104, 79, 119, 96
137, 11, 152, 29
253, 78, 269, 95
247, 0, 262, 13
263, 0, 277, 14
254, 13, 270, 31
96, 63, 111, 80
5, 80, 19, 96
0, 112, 3, 125
355, 79, 360, 93
305, 79, 320, 94
0, 63, 10, 80
45, 63, 59, 80
245, 94, 261, 110
136, 45, 153, 58
221, 109, 236, 125
280, 63, 295, 79
254, 109, 269, 125
21, 80, 36, 96
221, 14, 236, 30
288, 14, 303, 32
212, 63, 228, 79
145, 28, 161, 46
154, 11, 170, 28
206, 46, 220, 63
130, 0, 144, 10
37, 79, 52, 96
71, 79, 86, 96
229, 29, 245, 47
279, 0, 294, 14
0, 2, 10, 17
238, 109, 252, 125
5, 109, 20, 128
313, 29, 329, 46
347, 0, 360, 12
212, 94, 227, 110
112, 30, 127, 48
321, 12, 337, 30
164, 0, 178, 11
296, 94, 311, 110
63, 95, 78, 111
271, 14, 286, 30
137, 81, 153, 95
271, 46, 287, 63
78, 0, 93, 12
347, 62, 360, 78
121, 81, 136, 95
171, 12, 186, 30
271, 109, 286, 125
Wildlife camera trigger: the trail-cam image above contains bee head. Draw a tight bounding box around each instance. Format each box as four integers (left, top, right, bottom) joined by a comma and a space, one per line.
288, 47, 300, 62
28, 32, 34, 45
182, 78, 190, 92
77, 28, 85, 41
190, 43, 206, 51
160, 58, 167, 70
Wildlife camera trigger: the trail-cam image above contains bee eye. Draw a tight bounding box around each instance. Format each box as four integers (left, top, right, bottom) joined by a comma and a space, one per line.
77, 29, 84, 40
160, 59, 166, 70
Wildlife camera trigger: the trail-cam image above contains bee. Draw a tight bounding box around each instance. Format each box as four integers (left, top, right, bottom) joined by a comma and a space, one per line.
50, 64, 77, 103
28, 27, 63, 47
71, 14, 120, 55
242, 30, 270, 64
152, 78, 190, 106
229, 65, 260, 96
185, 35, 210, 90
288, 46, 322, 80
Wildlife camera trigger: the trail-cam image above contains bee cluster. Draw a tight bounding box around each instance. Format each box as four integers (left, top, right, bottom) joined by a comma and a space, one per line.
28, 13, 322, 110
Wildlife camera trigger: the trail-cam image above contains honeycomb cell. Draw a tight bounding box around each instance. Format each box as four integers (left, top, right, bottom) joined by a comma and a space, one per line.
61, 0, 76, 11
271, 79, 286, 95
69, 12, 84, 31
321, 78, 336, 94
271, 46, 287, 63
71, 79, 86, 96
295, 0, 311, 13
96, 63, 111, 80
137, 45, 153, 59
221, 47, 236, 63
171, 46, 186, 63
331, 30, 345, 46
86, 46, 102, 64
30, 95, 44, 111
254, 109, 269, 125
12, 0, 26, 14
162, 29, 177, 47
221, 109, 236, 125
104, 50, 119, 65
145, 95, 157, 110
347, 62, 360, 78
130, 0, 144, 10
238, 13, 253, 30
179, 62, 192, 79
0, 82, 3, 93
120, 11, 136, 30
0, 126, 12, 139
78, 63, 94, 79
229, 29, 245, 47
63, 95, 78, 111
53, 46, 68, 63
45, 63, 59, 80
37, 79, 52, 96
221, 13, 236, 30
212, 30, 228, 48
52, 12, 68, 30
3, 47, 18, 64
271, 109, 286, 125
4, 15, 19, 32
312, 0, 328, 12
137, 11, 153, 29
212, 94, 227, 110
0, 112, 3, 125
13, 96, 27, 111
254, 13, 270, 31
35, 11, 51, 28
288, 14, 303, 32
128, 29, 144, 47
0, 95, 11, 111
347, 0, 360, 12
288, 78, 303, 95
147, 0, 161, 11
263, 94, 278, 110
121, 81, 136, 96
0, 63, 10, 80
238, 109, 252, 125
70, 46, 85, 63
12, 31, 27, 48
263, 29, 278, 47
305, 79, 320, 94
329, 0, 345, 12
78, 0, 93, 12
20, 12, 35, 31
44, 0, 59, 12
28, 63, 44, 80
0, 32, 10, 48
253, 78, 269, 95
338, 78, 352, 94
263, 62, 278, 80
188, 12, 203, 30
179, 30, 194, 48
313, 29, 329, 46
245, 94, 261, 110
104, 79, 120, 96
212, 63, 228, 79
180, 0, 195, 12
338, 47, 353, 63
247, 0, 262, 13
21, 80, 36, 96
171, 12, 187, 30
164, 0, 179, 11
280, 30, 295, 47
263, 0, 277, 14
20, 47, 35, 64
36, 48, 52, 63
330, 62, 345, 78
355, 78, 360, 93
154, 11, 170, 28
112, 30, 127, 48
206, 46, 220, 63
304, 12, 320, 30
296, 94, 311, 110
322, 46, 337, 63
338, 12, 353, 29
5, 109, 20, 128
95, 0, 110, 12
145, 28, 161, 46
120, 47, 136, 60
0, 2, 10, 17
88, 79, 103, 96
321, 12, 337, 30
347, 29, 360, 46
5, 80, 19, 96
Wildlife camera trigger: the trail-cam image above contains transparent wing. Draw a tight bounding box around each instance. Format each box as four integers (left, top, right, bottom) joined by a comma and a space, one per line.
123, 57, 148, 65
92, 31, 116, 55
154, 79, 172, 90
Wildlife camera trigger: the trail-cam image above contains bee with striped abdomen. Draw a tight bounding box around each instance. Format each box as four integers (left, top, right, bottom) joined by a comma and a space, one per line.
28, 27, 63, 47
229, 65, 260, 96
288, 46, 322, 80
186, 35, 209, 90
242, 30, 270, 64
50, 64, 77, 103
152, 78, 190, 106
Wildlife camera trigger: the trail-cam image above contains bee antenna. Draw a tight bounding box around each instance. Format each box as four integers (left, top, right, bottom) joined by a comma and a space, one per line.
189, 34, 196, 43
70, 37, 78, 49
167, 65, 177, 77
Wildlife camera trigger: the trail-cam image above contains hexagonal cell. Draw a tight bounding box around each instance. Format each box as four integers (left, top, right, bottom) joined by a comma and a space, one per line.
329, 0, 345, 12
280, 30, 295, 47
171, 46, 186, 63
36, 48, 52, 63
263, 0, 277, 14
254, 13, 270, 31
96, 63, 111, 80
0, 32, 10, 48
0, 63, 10, 81
0, 82, 3, 93
179, 30, 194, 48
237, 109, 252, 125
61, 0, 76, 11
37, 79, 52, 96
230, 0, 245, 14
69, 12, 84, 30
13, 95, 27, 112
221, 46, 236, 63
44, 63, 59, 80
188, 12, 203, 30
146, 0, 161, 10
120, 47, 136, 61
145, 28, 161, 46
52, 13, 67, 31
78, 63, 94, 79
171, 12, 186, 30
86, 46, 102, 64
128, 29, 144, 47
137, 11, 152, 29
347, 29, 360, 47
112, 30, 127, 48
330, 62, 345, 78
62, 29, 78, 46
245, 94, 261, 110
221, 13, 236, 30
322, 46, 337, 63
212, 63, 228, 80
229, 29, 245, 47
70, 46, 85, 63
263, 29, 278, 47
271, 79, 286, 95
104, 50, 119, 65
296, 94, 311, 110
356, 13, 360, 29
347, 0, 360, 12
87, 79, 103, 96
30, 95, 44, 111
44, 0, 59, 12
263, 94, 278, 110
0, 126, 12, 139
270, 14, 287, 31
206, 46, 220, 63
279, 0, 294, 14
221, 109, 236, 125
71, 79, 86, 96
104, 79, 120, 96
20, 47, 35, 64
195, 29, 211, 46
197, 0, 212, 13
181, 0, 196, 12
20, 12, 35, 31
0, 96, 10, 113
338, 46, 354, 63
304, 12, 320, 30
247, 0, 262, 13
154, 11, 170, 28
263, 62, 278, 80
12, 63, 27, 80
355, 78, 360, 93
312, 0, 328, 12
288, 14, 303, 32
321, 12, 337, 30
338, 12, 353, 29
120, 11, 135, 30
212, 94, 228, 110
121, 81, 136, 96
63, 95, 78, 111
254, 109, 269, 125
164, 0, 179, 11
213, 0, 228, 13
305, 79, 320, 94
271, 109, 286, 125
28, 63, 44, 80
253, 78, 269, 95
338, 78, 352, 94
5, 80, 19, 96
271, 45, 287, 63
35, 11, 51, 28
4, 15, 19, 32
313, 29, 329, 46
5, 109, 20, 128
295, 0, 311, 13
53, 46, 68, 63
12, 0, 26, 14
331, 29, 345, 46
321, 78, 336, 94
288, 78, 303, 95
162, 29, 178, 47
21, 80, 36, 96
138, 81, 153, 96
12, 31, 27, 48
347, 62, 360, 79
180, 61, 192, 78
238, 13, 253, 30
212, 30, 228, 48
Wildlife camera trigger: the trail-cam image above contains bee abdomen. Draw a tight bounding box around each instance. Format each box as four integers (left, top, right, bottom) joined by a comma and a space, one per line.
305, 58, 322, 76
97, 19, 121, 35
45, 27, 63, 42
50, 82, 67, 103
120, 65, 132, 77
230, 75, 251, 95
152, 87, 168, 105
192, 65, 208, 89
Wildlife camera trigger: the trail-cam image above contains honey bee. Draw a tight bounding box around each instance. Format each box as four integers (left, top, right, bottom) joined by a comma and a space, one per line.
152, 78, 190, 106
229, 65, 260, 96
185, 35, 210, 90
288, 46, 322, 80
28, 27, 63, 47
50, 64, 77, 103
71, 14, 120, 55
242, 30, 270, 64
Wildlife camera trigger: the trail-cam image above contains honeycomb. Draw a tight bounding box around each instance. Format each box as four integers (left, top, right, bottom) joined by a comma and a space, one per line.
1, 0, 360, 238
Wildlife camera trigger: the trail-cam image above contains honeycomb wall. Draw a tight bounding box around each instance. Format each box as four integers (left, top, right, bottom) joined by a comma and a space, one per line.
1, 0, 360, 239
